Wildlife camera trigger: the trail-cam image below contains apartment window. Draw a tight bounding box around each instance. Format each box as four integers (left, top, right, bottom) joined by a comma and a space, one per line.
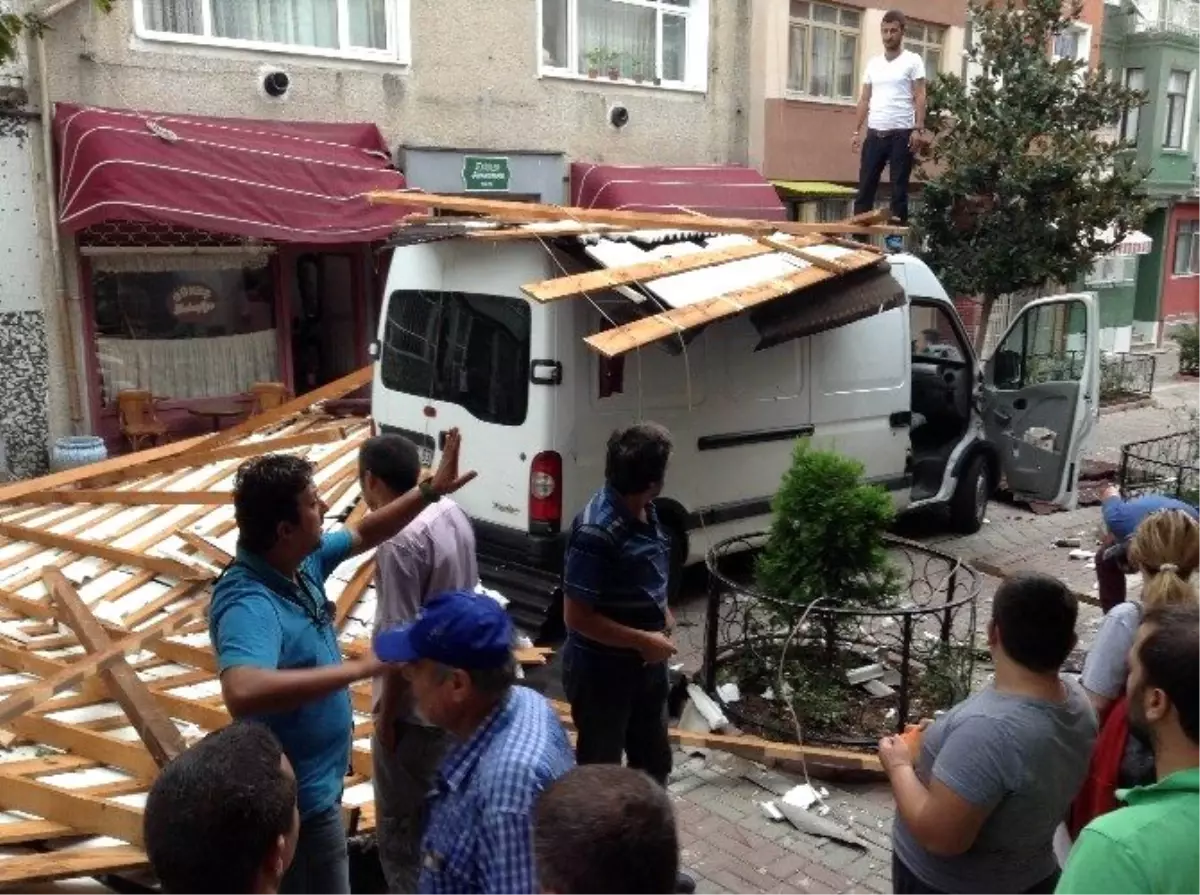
540, 0, 708, 88
787, 1, 861, 101
904, 21, 945, 75
1173, 219, 1199, 275
1120, 68, 1145, 144
798, 198, 853, 223
1164, 70, 1192, 149
136, 0, 402, 60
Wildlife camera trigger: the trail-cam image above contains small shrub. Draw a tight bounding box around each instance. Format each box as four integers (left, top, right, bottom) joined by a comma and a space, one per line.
1170, 323, 1199, 376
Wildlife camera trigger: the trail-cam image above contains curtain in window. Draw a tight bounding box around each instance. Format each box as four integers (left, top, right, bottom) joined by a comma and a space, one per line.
578, 0, 656, 78
142, 0, 203, 35
349, 0, 387, 49
211, 0, 339, 49
787, 23, 807, 91
96, 330, 280, 402
809, 25, 834, 96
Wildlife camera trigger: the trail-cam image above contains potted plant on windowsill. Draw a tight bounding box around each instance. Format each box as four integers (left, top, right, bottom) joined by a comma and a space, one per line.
585, 47, 606, 79
632, 59, 646, 83
607, 50, 622, 80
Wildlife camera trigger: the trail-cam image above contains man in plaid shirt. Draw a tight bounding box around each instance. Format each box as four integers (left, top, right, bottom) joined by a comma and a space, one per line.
375, 590, 574, 894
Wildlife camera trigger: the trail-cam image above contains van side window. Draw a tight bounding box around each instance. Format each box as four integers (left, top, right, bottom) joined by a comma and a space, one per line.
380, 289, 532, 426
910, 305, 967, 364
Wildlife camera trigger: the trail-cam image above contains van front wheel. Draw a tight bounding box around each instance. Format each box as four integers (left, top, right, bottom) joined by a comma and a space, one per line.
949, 454, 991, 534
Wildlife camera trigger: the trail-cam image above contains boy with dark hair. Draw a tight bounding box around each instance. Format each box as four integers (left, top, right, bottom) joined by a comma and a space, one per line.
358, 434, 479, 892
212, 430, 475, 894
144, 722, 299, 894
534, 765, 679, 894
1057, 605, 1199, 894
879, 572, 1097, 894
561, 422, 694, 893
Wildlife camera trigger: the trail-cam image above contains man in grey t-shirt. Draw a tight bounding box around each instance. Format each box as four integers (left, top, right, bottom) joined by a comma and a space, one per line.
879, 573, 1098, 894
359, 435, 479, 893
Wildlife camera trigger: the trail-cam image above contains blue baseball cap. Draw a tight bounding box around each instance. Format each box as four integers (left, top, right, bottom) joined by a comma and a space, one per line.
373, 590, 513, 670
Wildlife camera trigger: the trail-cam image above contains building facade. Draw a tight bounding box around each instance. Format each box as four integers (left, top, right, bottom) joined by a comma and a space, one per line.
1100, 0, 1200, 344
1, 0, 766, 476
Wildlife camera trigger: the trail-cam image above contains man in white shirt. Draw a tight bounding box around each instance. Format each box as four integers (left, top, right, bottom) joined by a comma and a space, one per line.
852, 9, 927, 244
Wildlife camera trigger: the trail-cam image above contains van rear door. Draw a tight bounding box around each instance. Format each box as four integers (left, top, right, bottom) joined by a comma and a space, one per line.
980, 294, 1099, 508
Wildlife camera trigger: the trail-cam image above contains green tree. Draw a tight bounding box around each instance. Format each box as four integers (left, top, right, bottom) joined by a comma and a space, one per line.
915, 0, 1150, 353
1, 1, 113, 68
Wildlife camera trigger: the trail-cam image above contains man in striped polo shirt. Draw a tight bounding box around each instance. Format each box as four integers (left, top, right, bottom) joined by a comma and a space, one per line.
560, 422, 693, 893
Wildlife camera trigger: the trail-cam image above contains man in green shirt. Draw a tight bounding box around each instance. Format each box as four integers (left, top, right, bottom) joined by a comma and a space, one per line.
1057, 604, 1199, 895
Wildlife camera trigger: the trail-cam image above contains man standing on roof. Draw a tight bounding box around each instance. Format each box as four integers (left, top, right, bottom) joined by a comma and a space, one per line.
852, 9, 927, 250
211, 430, 476, 895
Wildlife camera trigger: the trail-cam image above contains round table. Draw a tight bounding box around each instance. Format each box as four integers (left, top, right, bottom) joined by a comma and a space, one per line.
187, 401, 247, 432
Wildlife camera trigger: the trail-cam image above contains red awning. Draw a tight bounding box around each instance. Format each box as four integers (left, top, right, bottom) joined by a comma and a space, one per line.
55, 103, 407, 244
570, 163, 786, 221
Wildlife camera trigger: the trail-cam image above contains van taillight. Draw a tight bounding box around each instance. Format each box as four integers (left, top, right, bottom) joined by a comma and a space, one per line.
529, 451, 562, 535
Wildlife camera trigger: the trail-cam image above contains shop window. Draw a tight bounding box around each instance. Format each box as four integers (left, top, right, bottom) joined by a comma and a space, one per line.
137, 0, 406, 62
1085, 255, 1137, 286
380, 290, 532, 426
1174, 219, 1200, 276
92, 262, 279, 407
787, 1, 861, 101
540, 0, 709, 90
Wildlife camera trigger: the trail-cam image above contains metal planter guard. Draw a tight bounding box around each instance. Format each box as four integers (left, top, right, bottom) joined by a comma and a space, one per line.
703, 532, 982, 747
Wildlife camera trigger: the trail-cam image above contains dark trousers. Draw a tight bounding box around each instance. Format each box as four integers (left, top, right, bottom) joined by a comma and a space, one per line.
562, 635, 673, 786
854, 128, 915, 222
281, 804, 350, 894
892, 855, 1059, 895
1095, 544, 1129, 613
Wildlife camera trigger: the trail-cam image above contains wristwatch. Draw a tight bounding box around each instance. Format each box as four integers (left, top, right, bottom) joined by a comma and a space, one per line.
418, 480, 441, 505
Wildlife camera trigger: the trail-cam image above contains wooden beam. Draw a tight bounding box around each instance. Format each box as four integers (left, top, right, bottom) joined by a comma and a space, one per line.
366, 191, 909, 238
757, 237, 851, 274
7, 714, 161, 779
44, 569, 186, 768
0, 522, 209, 582
19, 489, 233, 506
0, 590, 209, 729
334, 559, 375, 629
0, 845, 148, 886
520, 236, 826, 302
0, 773, 146, 847
584, 251, 882, 357
177, 530, 233, 566
84, 426, 351, 487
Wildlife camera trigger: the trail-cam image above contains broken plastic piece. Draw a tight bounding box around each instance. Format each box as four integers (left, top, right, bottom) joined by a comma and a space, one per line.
716, 682, 742, 703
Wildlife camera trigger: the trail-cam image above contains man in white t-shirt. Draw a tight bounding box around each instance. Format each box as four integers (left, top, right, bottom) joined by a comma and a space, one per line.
852, 9, 927, 242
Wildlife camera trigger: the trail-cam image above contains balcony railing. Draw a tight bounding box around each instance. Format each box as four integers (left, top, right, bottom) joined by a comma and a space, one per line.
1135, 0, 1200, 37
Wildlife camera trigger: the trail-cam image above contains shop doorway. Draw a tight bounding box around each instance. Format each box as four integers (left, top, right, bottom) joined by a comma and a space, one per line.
288, 252, 365, 394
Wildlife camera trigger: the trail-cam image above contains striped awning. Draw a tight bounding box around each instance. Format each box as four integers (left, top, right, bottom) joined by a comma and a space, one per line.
1097, 227, 1154, 256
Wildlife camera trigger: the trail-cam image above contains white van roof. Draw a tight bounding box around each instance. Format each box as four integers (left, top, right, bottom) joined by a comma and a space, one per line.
886, 253, 951, 301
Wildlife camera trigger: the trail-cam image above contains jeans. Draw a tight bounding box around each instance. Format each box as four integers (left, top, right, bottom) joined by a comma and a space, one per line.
562, 635, 673, 785
281, 804, 350, 895
854, 128, 915, 222
372, 719, 450, 893
892, 855, 1059, 895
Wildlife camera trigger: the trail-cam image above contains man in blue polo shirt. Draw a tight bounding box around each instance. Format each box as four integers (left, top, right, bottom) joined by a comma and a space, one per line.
375, 590, 574, 894
1095, 484, 1198, 612
211, 429, 475, 894
561, 423, 694, 894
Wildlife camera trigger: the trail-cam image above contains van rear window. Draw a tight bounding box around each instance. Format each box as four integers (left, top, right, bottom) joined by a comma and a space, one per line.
380, 289, 532, 426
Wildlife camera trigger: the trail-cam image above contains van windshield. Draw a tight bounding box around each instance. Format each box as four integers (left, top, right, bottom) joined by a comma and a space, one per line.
381, 289, 531, 426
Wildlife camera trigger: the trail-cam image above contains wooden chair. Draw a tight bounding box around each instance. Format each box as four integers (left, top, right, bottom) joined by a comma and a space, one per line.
117, 389, 169, 452
249, 382, 290, 415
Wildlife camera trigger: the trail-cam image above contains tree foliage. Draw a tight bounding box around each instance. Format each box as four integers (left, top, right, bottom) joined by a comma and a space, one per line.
1, 1, 114, 69
915, 0, 1151, 349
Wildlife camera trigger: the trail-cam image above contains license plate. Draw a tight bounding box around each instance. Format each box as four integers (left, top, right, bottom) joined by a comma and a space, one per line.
419, 446, 434, 467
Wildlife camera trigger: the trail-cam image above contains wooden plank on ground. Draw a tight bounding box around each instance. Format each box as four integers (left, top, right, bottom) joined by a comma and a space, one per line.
84, 426, 350, 487
521, 236, 825, 302
44, 569, 186, 768
0, 590, 209, 730
584, 251, 882, 357
19, 489, 233, 506
0, 774, 145, 847
366, 191, 909, 238
0, 523, 208, 582
0, 845, 148, 886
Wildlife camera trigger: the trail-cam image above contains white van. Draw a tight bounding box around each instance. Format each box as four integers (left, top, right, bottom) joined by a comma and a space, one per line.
370, 236, 1098, 627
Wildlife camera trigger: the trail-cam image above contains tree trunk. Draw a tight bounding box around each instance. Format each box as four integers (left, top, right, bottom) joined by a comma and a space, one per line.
972, 293, 998, 356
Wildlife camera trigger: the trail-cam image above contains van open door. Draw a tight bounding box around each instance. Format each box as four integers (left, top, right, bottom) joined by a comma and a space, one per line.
981, 294, 1098, 509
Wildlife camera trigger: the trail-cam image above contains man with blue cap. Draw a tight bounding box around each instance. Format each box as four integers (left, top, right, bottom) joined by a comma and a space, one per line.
375, 590, 574, 895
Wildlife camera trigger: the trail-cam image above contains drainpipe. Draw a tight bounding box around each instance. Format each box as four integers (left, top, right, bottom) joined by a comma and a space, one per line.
33, 7, 86, 432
